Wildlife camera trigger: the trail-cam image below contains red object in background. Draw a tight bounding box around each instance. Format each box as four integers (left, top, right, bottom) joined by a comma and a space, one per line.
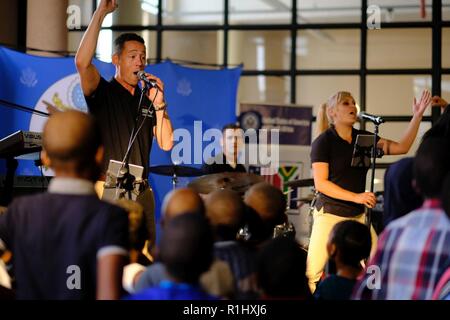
420, 0, 426, 19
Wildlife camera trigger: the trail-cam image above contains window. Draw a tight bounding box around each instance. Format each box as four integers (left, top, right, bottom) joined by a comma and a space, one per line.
368, 0, 432, 22
238, 76, 290, 105
229, 31, 291, 70
367, 29, 432, 69
162, 31, 221, 65
297, 29, 360, 70
443, 28, 450, 68
66, 0, 447, 176
366, 75, 432, 115
230, 0, 291, 24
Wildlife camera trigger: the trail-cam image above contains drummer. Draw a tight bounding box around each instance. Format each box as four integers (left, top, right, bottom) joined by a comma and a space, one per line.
202, 123, 247, 174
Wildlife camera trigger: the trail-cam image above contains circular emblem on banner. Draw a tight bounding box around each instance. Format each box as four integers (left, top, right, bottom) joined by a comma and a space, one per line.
29, 73, 87, 176
29, 73, 87, 133
239, 111, 262, 131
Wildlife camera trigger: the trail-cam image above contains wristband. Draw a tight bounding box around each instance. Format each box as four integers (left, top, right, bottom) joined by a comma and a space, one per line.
154, 102, 166, 111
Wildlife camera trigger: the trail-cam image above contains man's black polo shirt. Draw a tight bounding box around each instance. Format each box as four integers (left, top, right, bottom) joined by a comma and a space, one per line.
310, 126, 378, 217
85, 77, 156, 177
202, 152, 247, 174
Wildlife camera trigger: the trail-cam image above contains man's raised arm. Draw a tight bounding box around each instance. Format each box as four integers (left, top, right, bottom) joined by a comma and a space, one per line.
75, 0, 117, 96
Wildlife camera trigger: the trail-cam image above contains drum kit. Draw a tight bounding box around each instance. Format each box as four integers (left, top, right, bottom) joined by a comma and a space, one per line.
149, 164, 315, 250
149, 164, 204, 190
284, 178, 316, 251
148, 164, 265, 194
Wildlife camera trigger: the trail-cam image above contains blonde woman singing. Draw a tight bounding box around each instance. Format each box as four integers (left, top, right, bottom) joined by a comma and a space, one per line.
307, 90, 431, 293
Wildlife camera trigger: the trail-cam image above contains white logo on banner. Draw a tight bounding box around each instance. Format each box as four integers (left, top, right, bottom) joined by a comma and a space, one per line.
177, 78, 192, 96
20, 68, 38, 88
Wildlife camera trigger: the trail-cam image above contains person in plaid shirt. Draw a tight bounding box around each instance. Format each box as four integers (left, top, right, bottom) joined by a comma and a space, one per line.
352, 136, 450, 300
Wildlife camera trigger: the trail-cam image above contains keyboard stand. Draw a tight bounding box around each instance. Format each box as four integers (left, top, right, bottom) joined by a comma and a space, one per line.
0, 158, 18, 206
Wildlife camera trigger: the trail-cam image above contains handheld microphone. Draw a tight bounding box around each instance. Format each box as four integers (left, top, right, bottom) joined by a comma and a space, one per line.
358, 112, 385, 125
137, 71, 157, 88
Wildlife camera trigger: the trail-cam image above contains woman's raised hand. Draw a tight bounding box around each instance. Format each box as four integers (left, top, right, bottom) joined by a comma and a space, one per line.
413, 90, 432, 117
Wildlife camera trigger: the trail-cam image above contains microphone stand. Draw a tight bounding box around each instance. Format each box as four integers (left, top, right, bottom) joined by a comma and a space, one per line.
0, 98, 49, 117
115, 81, 157, 200
366, 122, 380, 229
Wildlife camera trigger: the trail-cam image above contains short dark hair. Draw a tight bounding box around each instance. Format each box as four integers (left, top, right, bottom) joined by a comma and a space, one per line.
246, 182, 287, 226
414, 136, 450, 198
330, 220, 371, 268
222, 123, 240, 133
159, 213, 213, 284
206, 189, 246, 241
114, 33, 145, 55
257, 237, 310, 298
43, 110, 102, 175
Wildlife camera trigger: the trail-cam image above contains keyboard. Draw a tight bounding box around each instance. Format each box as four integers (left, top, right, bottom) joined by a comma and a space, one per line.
0, 130, 42, 158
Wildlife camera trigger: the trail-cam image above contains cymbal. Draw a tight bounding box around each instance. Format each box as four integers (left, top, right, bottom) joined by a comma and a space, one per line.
188, 172, 265, 194
149, 165, 203, 177
284, 178, 314, 188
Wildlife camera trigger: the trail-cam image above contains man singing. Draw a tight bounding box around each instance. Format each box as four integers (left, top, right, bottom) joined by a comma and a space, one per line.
75, 0, 174, 247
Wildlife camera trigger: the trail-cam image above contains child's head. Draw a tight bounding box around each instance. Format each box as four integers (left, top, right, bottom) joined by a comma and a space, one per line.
42, 110, 103, 180
160, 213, 213, 284
327, 220, 371, 269
257, 237, 310, 298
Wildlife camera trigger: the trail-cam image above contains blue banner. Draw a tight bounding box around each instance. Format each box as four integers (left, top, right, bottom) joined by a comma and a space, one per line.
239, 103, 312, 146
0, 46, 242, 227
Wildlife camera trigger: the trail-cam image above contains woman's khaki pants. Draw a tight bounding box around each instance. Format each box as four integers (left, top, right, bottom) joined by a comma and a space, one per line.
306, 208, 378, 293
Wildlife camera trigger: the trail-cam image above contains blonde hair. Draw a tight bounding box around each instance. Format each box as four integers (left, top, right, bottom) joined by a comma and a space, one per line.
315, 91, 354, 137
